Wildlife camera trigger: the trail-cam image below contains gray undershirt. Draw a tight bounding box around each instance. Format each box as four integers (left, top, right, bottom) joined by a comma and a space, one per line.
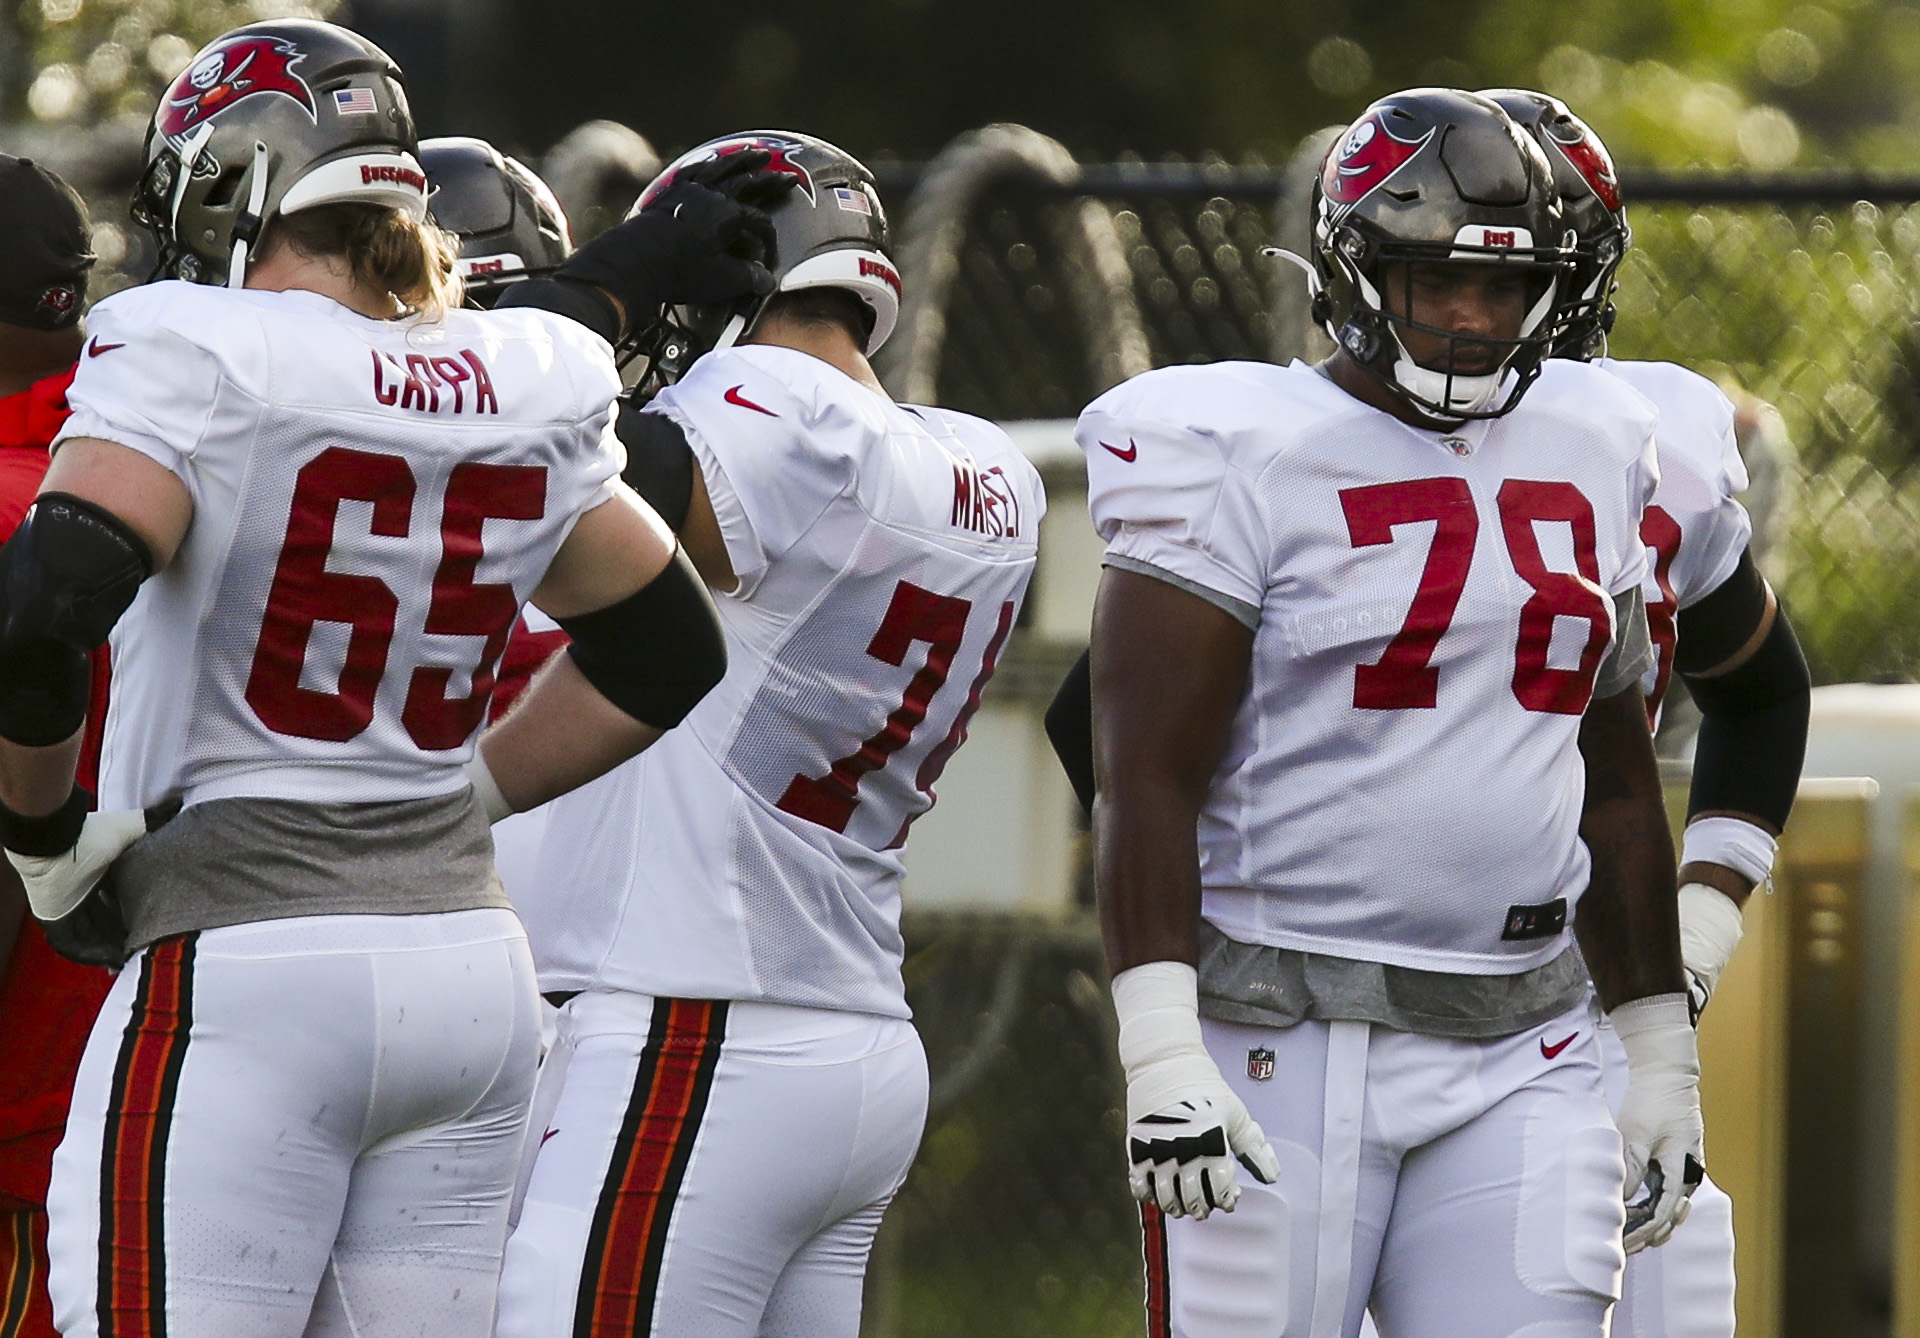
1196, 920, 1590, 1039
111, 787, 507, 951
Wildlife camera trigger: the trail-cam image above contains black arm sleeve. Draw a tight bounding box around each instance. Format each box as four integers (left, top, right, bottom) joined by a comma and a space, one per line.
1680, 595, 1811, 832
617, 407, 696, 533
0, 493, 151, 747
494, 277, 623, 346
1044, 649, 1096, 820
554, 546, 726, 730
1673, 549, 1769, 676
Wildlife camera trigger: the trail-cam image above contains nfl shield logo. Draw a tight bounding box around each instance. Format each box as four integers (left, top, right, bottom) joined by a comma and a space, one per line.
1247, 1047, 1276, 1081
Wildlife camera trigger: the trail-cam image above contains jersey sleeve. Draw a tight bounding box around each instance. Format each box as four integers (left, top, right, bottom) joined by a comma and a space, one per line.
1671, 411, 1754, 609
1607, 410, 1660, 598
1077, 394, 1270, 615
53, 292, 226, 476
648, 358, 856, 598
540, 316, 627, 531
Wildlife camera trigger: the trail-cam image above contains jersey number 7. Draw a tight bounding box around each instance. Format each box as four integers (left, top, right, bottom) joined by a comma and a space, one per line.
1340, 476, 1611, 716
776, 579, 1015, 846
246, 446, 545, 748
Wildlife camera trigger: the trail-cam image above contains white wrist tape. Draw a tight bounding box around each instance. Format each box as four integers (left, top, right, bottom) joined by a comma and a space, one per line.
1609, 993, 1698, 1065
1112, 961, 1217, 1119
1680, 816, 1777, 888
467, 748, 515, 825
1678, 882, 1745, 998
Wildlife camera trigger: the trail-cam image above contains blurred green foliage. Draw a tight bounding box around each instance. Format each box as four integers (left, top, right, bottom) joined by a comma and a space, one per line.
17, 0, 1920, 169
8, 0, 337, 130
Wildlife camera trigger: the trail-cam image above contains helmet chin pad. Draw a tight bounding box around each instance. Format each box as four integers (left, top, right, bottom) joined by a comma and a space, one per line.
1391, 342, 1505, 415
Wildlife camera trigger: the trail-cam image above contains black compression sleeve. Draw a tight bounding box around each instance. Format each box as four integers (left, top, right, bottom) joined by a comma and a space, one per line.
1044, 650, 1096, 820
0, 493, 151, 746
495, 277, 623, 345
1683, 609, 1811, 830
555, 546, 725, 729
618, 408, 696, 533
1673, 549, 1768, 675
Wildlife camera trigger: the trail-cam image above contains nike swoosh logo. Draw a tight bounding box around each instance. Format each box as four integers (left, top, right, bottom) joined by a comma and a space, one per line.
1540, 1033, 1576, 1060
724, 384, 778, 417
540, 1127, 560, 1146
1100, 438, 1139, 462
86, 338, 125, 357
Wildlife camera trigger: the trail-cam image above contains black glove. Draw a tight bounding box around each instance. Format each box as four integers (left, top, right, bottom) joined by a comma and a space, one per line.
550, 150, 798, 337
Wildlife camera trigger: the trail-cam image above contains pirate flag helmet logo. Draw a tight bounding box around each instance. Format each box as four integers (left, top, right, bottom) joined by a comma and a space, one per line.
157, 33, 316, 145
635, 133, 820, 211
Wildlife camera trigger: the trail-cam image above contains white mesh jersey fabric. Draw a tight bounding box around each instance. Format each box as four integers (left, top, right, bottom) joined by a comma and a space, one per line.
526, 346, 1044, 1016
1080, 358, 1659, 975
59, 282, 624, 811
1599, 359, 1754, 718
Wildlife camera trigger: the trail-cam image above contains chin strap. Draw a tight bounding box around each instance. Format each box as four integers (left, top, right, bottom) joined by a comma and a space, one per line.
711, 311, 750, 353
227, 140, 272, 291
165, 124, 217, 274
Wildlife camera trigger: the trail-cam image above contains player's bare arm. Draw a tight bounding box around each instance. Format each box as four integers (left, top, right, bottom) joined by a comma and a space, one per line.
1574, 684, 1684, 1009
1092, 566, 1250, 972
1090, 564, 1278, 1220
1575, 680, 1703, 1251
476, 482, 724, 814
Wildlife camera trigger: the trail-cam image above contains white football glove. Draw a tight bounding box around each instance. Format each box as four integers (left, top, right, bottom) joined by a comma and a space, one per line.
1678, 881, 1745, 1024
7, 808, 148, 922
1113, 962, 1281, 1220
1610, 993, 1705, 1253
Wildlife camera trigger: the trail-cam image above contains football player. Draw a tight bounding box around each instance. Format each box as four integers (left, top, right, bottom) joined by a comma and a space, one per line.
1481, 87, 1812, 1338
0, 154, 110, 1338
1069, 90, 1697, 1337
0, 20, 774, 1337
490, 132, 1044, 1338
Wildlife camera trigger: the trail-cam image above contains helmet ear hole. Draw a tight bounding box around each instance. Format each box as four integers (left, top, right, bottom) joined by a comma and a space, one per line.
205, 167, 246, 210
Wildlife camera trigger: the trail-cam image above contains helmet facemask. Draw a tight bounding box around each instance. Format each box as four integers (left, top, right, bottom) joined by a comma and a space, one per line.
1315, 217, 1575, 425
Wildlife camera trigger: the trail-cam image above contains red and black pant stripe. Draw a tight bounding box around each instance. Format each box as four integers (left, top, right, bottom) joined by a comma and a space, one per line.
574, 998, 728, 1338
1141, 1203, 1171, 1338
0, 1207, 49, 1338
96, 935, 196, 1338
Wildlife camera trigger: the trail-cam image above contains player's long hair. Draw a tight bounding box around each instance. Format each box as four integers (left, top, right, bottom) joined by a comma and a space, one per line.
263, 203, 464, 321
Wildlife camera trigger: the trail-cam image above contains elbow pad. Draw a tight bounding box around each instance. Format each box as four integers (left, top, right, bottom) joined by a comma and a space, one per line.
1683, 610, 1810, 831
1044, 650, 1096, 820
618, 408, 696, 533
0, 493, 152, 746
555, 546, 725, 730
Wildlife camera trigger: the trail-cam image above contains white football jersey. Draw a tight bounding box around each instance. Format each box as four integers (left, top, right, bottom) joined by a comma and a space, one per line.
1598, 359, 1753, 717
1080, 358, 1658, 974
524, 345, 1044, 1017
58, 282, 624, 811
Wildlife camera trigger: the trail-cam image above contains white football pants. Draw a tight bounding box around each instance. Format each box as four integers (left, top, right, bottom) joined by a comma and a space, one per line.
46, 908, 541, 1338
496, 991, 927, 1338
1354, 1012, 1738, 1338
1150, 1003, 1625, 1338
